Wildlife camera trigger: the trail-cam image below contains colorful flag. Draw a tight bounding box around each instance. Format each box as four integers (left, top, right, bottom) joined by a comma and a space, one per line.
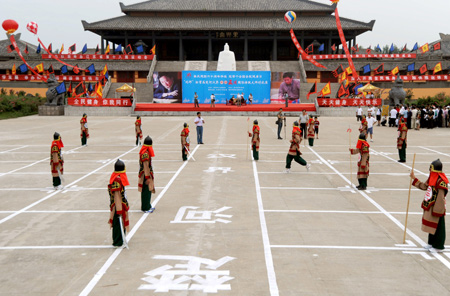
305, 44, 313, 54
341, 70, 347, 81
389, 43, 395, 53
24, 45, 29, 54
105, 44, 110, 55
150, 44, 156, 54
67, 82, 72, 95
124, 44, 133, 55
35, 63, 44, 73
95, 45, 99, 54
401, 44, 407, 52
351, 44, 358, 53
411, 42, 418, 51
376, 44, 381, 52
420, 43, 429, 54
362, 64, 371, 74
82, 44, 88, 54
433, 42, 441, 51
374, 63, 384, 75
69, 44, 76, 54
345, 66, 352, 75
72, 64, 80, 75
55, 82, 66, 95
406, 62, 415, 72
306, 82, 317, 100
337, 83, 347, 98
136, 45, 144, 54
433, 62, 442, 74
390, 66, 399, 76
18, 64, 28, 73
115, 44, 122, 53
331, 44, 336, 52
47, 64, 54, 74
419, 63, 428, 75
60, 44, 64, 54
36, 43, 41, 54
61, 65, 68, 74
87, 64, 96, 75
332, 65, 344, 77
96, 83, 103, 98
74, 82, 86, 96
318, 43, 324, 52
317, 82, 331, 97
11, 64, 16, 75
48, 43, 52, 53
101, 64, 108, 76
354, 83, 364, 94
7, 44, 14, 53
366, 46, 372, 54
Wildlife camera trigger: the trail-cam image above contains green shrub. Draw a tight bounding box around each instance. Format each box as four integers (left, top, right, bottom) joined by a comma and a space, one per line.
0, 93, 46, 119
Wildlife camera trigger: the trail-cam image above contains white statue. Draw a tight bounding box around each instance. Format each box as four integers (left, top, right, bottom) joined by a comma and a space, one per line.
217, 43, 236, 71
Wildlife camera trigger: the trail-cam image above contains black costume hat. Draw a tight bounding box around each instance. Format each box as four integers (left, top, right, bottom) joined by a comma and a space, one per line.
114, 159, 125, 172
359, 133, 366, 140
430, 159, 443, 172
53, 132, 60, 140
293, 121, 299, 127
144, 136, 153, 146
184, 122, 188, 128
253, 120, 258, 125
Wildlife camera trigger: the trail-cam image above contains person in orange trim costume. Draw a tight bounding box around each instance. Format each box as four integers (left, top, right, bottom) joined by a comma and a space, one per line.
349, 132, 370, 190
50, 132, 64, 189
248, 120, 260, 160
80, 113, 89, 146
397, 114, 408, 163
285, 121, 310, 173
181, 123, 190, 161
307, 115, 315, 146
108, 159, 130, 248
359, 114, 368, 140
135, 116, 143, 146
410, 159, 448, 252
139, 136, 156, 212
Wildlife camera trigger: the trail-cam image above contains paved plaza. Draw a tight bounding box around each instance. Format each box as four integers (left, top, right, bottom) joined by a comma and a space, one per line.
1, 114, 450, 295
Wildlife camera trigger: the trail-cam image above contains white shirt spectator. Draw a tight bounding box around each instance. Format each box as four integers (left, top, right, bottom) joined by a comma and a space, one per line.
376, 108, 381, 116
390, 108, 398, 119
366, 117, 377, 128
194, 116, 204, 126
367, 106, 375, 116
357, 107, 363, 116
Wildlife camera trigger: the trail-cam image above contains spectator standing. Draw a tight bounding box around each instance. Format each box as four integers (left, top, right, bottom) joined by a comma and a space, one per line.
389, 108, 398, 127
411, 106, 418, 131
299, 110, 308, 139
367, 105, 375, 117
210, 94, 216, 108
376, 105, 382, 126
194, 92, 199, 108
194, 112, 205, 144
248, 93, 253, 105
366, 113, 377, 142
276, 108, 285, 140
356, 105, 363, 122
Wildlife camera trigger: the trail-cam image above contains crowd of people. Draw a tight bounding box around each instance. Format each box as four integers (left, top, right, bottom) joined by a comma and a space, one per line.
384, 104, 450, 130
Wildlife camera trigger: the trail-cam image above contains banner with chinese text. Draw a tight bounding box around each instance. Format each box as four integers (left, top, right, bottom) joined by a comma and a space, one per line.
318, 98, 382, 107
68, 97, 132, 107
0, 74, 103, 82
41, 54, 154, 61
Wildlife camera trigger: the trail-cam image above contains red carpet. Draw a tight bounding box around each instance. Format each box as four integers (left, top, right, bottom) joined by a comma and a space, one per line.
135, 103, 316, 112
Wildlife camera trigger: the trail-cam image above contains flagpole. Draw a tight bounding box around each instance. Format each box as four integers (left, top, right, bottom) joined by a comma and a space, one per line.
403, 153, 416, 244
348, 126, 353, 187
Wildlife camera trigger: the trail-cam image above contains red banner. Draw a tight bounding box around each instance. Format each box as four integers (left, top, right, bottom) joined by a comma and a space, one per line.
318, 98, 382, 107
349, 75, 450, 82
41, 54, 154, 61
0, 74, 103, 82
9, 35, 44, 80
334, 8, 358, 80
311, 53, 417, 60
68, 97, 132, 107
289, 29, 327, 69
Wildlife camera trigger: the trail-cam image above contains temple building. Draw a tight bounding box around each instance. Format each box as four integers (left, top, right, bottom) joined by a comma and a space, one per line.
82, 0, 374, 61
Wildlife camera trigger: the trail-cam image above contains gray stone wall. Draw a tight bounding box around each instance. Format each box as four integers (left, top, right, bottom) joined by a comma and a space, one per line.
64, 106, 132, 116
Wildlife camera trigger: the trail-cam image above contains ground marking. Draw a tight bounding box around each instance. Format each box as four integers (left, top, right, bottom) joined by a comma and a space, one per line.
79, 145, 200, 296
252, 159, 279, 296
418, 146, 450, 158
0, 145, 28, 153
270, 244, 442, 253
308, 146, 450, 270
264, 210, 422, 215
171, 206, 232, 224
203, 167, 234, 174
260, 186, 419, 192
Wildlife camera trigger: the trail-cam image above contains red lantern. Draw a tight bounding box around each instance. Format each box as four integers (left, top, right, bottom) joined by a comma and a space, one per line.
2, 19, 19, 34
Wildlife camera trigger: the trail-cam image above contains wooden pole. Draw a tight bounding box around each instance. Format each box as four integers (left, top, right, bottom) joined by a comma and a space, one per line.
403, 153, 416, 244
349, 128, 353, 187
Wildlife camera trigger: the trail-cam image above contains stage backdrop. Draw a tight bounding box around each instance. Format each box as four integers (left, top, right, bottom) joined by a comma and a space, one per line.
153, 71, 182, 103
182, 71, 271, 104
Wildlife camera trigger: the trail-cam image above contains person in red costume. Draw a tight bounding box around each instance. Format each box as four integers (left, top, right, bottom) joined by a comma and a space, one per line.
50, 132, 64, 189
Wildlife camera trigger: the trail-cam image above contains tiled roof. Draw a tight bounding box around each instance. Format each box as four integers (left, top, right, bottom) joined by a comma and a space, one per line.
0, 34, 39, 58
83, 15, 374, 32
0, 60, 152, 71
120, 0, 335, 12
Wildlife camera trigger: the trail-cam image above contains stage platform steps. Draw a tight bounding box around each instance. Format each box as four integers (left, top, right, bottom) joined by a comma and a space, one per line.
133, 103, 316, 116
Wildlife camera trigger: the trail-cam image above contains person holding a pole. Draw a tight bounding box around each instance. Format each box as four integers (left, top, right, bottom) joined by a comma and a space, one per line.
108, 159, 130, 248
181, 123, 190, 161
50, 132, 64, 190
307, 115, 315, 146
80, 113, 89, 146
410, 159, 448, 253
285, 121, 310, 173
248, 119, 260, 160
349, 133, 370, 190
138, 136, 156, 213
276, 108, 284, 140
135, 116, 143, 146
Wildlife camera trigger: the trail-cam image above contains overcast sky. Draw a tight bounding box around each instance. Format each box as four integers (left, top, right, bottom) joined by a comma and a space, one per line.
1, 0, 449, 50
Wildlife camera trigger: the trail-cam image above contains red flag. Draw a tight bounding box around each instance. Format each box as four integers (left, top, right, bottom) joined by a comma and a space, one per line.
69, 44, 76, 54
67, 82, 72, 95
7, 44, 14, 53
95, 45, 99, 54
306, 82, 317, 100
48, 43, 52, 53
24, 45, 29, 54
124, 44, 133, 55
47, 64, 54, 74
351, 44, 359, 53
332, 65, 344, 77
433, 42, 441, 51
374, 63, 384, 75
337, 83, 347, 98
331, 44, 336, 52
366, 46, 372, 54
305, 44, 313, 54
334, 8, 358, 79
419, 63, 428, 75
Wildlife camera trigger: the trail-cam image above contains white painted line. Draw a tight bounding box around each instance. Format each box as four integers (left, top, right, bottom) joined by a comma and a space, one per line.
0, 146, 139, 225
0, 186, 165, 192
264, 210, 422, 215
271, 245, 441, 252
371, 148, 429, 177
308, 146, 450, 270
419, 146, 450, 158
0, 145, 84, 177
258, 172, 410, 176
0, 245, 114, 250
252, 160, 279, 296
1, 171, 177, 175
260, 186, 419, 191
79, 145, 200, 296
0, 145, 28, 153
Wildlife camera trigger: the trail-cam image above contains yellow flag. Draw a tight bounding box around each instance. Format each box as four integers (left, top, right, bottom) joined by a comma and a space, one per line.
420, 43, 429, 54
345, 67, 352, 75
60, 44, 64, 54
150, 44, 156, 55
318, 82, 331, 97
96, 84, 103, 98
35, 63, 44, 73
390, 66, 399, 76
341, 71, 347, 82
105, 44, 110, 55
12, 64, 16, 75
433, 62, 442, 74
101, 64, 108, 76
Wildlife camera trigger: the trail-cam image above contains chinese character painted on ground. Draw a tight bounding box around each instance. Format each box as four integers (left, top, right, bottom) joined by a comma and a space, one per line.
139, 255, 235, 293
171, 206, 232, 224
207, 154, 236, 159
